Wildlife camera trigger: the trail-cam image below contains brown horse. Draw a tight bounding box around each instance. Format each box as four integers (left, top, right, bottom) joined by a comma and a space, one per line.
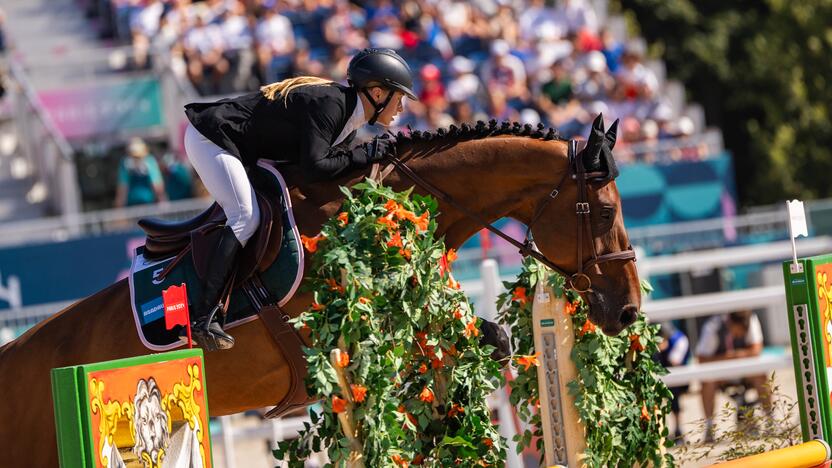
0, 117, 640, 466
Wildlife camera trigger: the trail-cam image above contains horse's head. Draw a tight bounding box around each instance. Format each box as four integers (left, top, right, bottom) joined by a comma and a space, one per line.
529, 114, 641, 336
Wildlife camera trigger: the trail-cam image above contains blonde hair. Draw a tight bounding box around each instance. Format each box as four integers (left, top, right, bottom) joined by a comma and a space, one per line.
260, 76, 336, 104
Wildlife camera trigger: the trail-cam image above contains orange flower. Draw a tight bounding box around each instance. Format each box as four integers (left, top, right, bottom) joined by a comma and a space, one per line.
446, 248, 458, 262
412, 454, 424, 465
483, 438, 494, 448
331, 395, 347, 413
515, 352, 541, 371
463, 318, 479, 338
300, 233, 324, 253
431, 357, 444, 369
377, 215, 399, 229
335, 350, 350, 368
579, 319, 596, 337
337, 212, 349, 227
387, 231, 404, 248
512, 287, 528, 305
629, 334, 645, 352
414, 211, 430, 232
447, 277, 461, 289
453, 309, 463, 320
358, 297, 370, 304
391, 454, 409, 467
640, 403, 650, 421
448, 403, 465, 417
351, 384, 367, 403
564, 301, 579, 315
325, 278, 345, 294
418, 363, 428, 374
419, 387, 435, 403
401, 248, 412, 260
384, 199, 400, 212
311, 301, 325, 311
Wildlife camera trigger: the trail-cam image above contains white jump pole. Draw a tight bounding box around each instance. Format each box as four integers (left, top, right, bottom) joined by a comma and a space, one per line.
532, 281, 587, 467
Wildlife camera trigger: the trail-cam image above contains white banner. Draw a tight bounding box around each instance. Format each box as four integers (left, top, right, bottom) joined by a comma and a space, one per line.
787, 199, 808, 238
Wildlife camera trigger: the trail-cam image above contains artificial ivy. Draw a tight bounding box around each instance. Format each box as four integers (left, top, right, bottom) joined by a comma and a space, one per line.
274, 180, 504, 467
498, 258, 675, 467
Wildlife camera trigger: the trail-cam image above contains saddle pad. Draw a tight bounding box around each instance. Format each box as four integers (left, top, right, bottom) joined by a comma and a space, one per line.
128, 161, 305, 351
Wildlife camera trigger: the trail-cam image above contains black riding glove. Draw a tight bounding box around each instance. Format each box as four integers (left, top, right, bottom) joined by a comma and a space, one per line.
365, 134, 396, 163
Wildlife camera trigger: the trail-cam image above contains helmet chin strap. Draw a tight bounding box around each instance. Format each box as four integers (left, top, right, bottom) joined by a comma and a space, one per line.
361, 88, 395, 125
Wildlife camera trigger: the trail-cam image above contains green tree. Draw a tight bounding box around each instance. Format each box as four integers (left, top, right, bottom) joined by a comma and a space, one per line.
617, 0, 832, 206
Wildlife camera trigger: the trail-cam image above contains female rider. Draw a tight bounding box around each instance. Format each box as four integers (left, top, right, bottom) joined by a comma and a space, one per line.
183, 48, 417, 350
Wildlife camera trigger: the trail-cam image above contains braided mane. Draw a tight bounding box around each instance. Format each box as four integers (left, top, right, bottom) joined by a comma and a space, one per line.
395, 119, 564, 146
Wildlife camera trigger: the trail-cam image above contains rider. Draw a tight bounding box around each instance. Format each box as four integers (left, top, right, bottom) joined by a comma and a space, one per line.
182, 48, 417, 350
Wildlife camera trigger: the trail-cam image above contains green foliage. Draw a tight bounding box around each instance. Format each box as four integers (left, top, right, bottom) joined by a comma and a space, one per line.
273, 180, 504, 467
616, 0, 832, 206
498, 258, 675, 467
676, 374, 801, 464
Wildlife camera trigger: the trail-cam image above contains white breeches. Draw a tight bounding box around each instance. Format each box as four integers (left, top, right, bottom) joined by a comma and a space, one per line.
184, 123, 260, 246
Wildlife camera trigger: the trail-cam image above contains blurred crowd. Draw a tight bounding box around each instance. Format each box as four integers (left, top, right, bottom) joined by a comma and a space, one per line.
86, 0, 706, 163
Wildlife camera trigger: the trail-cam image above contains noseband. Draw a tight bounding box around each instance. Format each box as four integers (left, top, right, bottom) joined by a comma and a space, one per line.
389, 140, 636, 293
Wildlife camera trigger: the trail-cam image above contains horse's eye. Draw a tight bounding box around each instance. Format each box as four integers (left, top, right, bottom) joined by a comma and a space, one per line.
600, 206, 614, 220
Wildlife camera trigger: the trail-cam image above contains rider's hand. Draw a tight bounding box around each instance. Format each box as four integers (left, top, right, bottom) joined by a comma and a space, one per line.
366, 134, 396, 163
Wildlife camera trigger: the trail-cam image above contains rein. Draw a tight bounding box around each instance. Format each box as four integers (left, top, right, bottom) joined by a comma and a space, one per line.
388, 139, 636, 292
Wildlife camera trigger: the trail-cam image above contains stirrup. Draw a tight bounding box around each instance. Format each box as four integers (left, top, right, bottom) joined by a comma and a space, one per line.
190, 323, 235, 351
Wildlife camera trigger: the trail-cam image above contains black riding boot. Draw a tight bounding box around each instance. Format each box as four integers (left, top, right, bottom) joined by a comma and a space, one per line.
188, 225, 240, 351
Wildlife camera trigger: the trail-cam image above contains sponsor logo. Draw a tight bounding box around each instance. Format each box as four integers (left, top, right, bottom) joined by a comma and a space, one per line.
139, 297, 164, 325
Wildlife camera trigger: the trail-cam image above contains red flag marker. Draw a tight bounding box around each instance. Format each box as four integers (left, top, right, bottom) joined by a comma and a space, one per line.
162, 283, 192, 348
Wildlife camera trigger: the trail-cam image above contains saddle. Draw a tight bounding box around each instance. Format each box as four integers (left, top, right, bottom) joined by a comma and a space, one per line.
138, 167, 284, 289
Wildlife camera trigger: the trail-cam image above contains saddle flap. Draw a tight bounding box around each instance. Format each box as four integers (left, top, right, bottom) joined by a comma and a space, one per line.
233, 192, 274, 286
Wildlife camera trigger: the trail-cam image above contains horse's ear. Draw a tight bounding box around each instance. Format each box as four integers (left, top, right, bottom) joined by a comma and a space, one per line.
605, 119, 619, 151
581, 114, 606, 170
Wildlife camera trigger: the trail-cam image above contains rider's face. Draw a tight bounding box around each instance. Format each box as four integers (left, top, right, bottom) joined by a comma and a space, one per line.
369, 88, 405, 126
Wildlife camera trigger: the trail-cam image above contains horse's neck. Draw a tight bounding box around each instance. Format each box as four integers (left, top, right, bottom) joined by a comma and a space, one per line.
390, 137, 568, 249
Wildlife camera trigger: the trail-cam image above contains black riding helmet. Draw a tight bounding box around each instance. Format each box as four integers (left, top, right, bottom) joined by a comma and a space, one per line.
347, 48, 417, 125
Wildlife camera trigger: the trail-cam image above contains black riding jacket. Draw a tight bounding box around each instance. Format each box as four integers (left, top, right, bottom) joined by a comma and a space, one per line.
184, 84, 370, 182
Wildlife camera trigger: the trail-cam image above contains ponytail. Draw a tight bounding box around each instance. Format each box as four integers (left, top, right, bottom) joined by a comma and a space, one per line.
260, 76, 336, 104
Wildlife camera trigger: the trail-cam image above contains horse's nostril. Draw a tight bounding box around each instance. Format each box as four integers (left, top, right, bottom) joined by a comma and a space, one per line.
620, 305, 638, 326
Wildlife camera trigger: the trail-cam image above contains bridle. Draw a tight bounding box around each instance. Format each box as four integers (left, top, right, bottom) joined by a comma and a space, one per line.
388, 139, 636, 293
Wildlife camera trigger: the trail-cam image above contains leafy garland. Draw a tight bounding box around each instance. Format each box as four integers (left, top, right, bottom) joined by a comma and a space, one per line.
274, 180, 504, 467
497, 258, 675, 467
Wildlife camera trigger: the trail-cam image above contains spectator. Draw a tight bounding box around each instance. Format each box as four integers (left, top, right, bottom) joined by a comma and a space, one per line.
255, 5, 295, 83
573, 51, 613, 101
114, 138, 167, 208
480, 39, 529, 109
614, 45, 659, 101
446, 56, 483, 110
600, 27, 625, 73
539, 59, 574, 107
183, 10, 230, 94
130, 0, 165, 69
323, 0, 367, 52
159, 152, 194, 201
0, 7, 7, 54
696, 310, 772, 443
418, 64, 447, 110
656, 321, 690, 444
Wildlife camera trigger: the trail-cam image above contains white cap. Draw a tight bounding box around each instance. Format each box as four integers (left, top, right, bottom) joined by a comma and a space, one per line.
652, 103, 673, 122
586, 51, 607, 73
587, 100, 608, 116
491, 39, 510, 56
520, 108, 541, 126
677, 116, 695, 135
449, 56, 474, 74
642, 119, 659, 139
